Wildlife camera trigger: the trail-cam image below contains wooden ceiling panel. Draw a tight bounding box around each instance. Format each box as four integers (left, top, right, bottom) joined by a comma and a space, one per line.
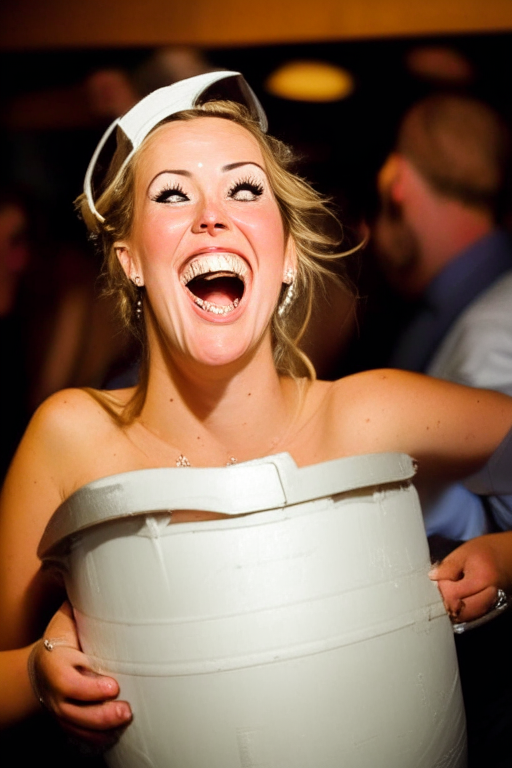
0, 0, 511, 50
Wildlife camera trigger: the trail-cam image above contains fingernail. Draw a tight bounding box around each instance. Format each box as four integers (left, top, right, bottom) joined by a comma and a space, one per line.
428, 567, 438, 579
116, 703, 131, 721
101, 678, 116, 694
449, 600, 465, 620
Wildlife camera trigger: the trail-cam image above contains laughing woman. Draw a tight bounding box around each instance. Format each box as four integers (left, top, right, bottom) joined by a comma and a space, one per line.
1, 71, 512, 739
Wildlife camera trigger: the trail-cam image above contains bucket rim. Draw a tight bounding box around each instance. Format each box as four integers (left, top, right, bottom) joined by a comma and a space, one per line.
38, 451, 416, 559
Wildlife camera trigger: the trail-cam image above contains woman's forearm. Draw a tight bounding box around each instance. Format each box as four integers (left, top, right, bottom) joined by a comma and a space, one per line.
0, 643, 39, 728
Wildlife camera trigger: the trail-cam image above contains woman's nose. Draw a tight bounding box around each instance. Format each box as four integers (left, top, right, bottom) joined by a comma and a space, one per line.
191, 201, 229, 235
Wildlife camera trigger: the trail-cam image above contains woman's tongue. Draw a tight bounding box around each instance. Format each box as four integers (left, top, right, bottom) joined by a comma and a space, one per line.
193, 276, 241, 307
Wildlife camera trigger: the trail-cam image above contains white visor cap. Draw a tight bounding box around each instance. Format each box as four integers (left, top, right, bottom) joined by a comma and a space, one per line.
84, 70, 268, 222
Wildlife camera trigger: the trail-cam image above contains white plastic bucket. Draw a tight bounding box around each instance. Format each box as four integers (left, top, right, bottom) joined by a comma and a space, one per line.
39, 452, 466, 768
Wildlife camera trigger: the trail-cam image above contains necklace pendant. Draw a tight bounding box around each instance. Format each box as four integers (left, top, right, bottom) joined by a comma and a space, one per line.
176, 454, 237, 468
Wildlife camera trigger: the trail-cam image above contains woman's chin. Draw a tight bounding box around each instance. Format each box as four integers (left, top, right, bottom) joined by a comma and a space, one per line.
180, 332, 263, 372
158, 313, 272, 373
188, 346, 251, 370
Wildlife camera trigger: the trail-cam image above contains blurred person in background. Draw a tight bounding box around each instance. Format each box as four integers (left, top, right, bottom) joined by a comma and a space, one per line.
0, 185, 132, 483
0, 189, 32, 479
375, 93, 512, 542
374, 93, 512, 768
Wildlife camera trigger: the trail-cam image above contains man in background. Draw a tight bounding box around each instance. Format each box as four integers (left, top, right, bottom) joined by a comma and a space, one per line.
375, 93, 512, 542
374, 93, 512, 768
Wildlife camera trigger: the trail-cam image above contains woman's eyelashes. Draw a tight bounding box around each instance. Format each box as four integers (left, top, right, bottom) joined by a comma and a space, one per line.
228, 177, 265, 201
151, 183, 189, 204
150, 176, 265, 205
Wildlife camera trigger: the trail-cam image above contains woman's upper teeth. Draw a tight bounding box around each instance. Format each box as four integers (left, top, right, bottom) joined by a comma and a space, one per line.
181, 253, 247, 285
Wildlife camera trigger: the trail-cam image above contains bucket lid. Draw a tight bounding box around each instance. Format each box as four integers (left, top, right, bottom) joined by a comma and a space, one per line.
38, 452, 415, 558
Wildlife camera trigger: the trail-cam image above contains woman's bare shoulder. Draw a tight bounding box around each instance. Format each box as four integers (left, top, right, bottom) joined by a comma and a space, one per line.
328, 367, 468, 400
29, 387, 134, 442
0, 387, 139, 648
323, 367, 483, 427
0, 389, 132, 601
315, 369, 445, 456
322, 368, 419, 408
6, 387, 137, 498
289, 372, 419, 462
327, 367, 507, 414
323, 368, 512, 474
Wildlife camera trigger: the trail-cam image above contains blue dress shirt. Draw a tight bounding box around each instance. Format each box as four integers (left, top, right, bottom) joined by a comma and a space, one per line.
388, 229, 512, 539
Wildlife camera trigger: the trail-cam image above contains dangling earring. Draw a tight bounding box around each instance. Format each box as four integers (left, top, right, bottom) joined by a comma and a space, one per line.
133, 275, 143, 320
278, 269, 295, 317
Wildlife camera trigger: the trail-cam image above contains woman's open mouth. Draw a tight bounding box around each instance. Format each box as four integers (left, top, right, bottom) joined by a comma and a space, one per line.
180, 253, 247, 316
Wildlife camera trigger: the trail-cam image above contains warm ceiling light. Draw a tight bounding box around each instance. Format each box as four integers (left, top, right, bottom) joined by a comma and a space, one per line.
265, 61, 354, 102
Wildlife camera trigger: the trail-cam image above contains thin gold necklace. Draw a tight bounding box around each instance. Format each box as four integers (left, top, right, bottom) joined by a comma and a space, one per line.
142, 378, 306, 469
176, 454, 237, 468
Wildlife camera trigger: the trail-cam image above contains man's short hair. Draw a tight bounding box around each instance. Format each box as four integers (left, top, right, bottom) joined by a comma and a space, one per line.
397, 93, 510, 213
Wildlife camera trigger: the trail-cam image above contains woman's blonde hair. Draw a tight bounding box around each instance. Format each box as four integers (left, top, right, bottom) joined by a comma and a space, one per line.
78, 100, 350, 389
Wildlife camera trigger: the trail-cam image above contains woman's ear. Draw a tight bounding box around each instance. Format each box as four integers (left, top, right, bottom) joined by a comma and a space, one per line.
114, 242, 144, 285
283, 236, 298, 281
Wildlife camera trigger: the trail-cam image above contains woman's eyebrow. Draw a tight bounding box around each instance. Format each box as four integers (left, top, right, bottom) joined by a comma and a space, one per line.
148, 169, 191, 188
147, 162, 266, 193
222, 161, 266, 173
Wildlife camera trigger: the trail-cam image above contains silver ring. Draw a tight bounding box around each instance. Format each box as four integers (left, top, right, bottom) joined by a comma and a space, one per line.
43, 638, 54, 652
494, 588, 508, 610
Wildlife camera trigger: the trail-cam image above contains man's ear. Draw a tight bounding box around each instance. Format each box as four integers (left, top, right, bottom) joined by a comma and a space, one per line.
114, 242, 144, 285
378, 153, 407, 204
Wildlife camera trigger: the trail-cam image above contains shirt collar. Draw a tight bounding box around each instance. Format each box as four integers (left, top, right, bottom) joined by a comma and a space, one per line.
425, 229, 512, 313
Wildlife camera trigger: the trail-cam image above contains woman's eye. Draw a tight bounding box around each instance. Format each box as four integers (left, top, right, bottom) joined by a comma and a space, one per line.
229, 180, 264, 202
152, 186, 189, 204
